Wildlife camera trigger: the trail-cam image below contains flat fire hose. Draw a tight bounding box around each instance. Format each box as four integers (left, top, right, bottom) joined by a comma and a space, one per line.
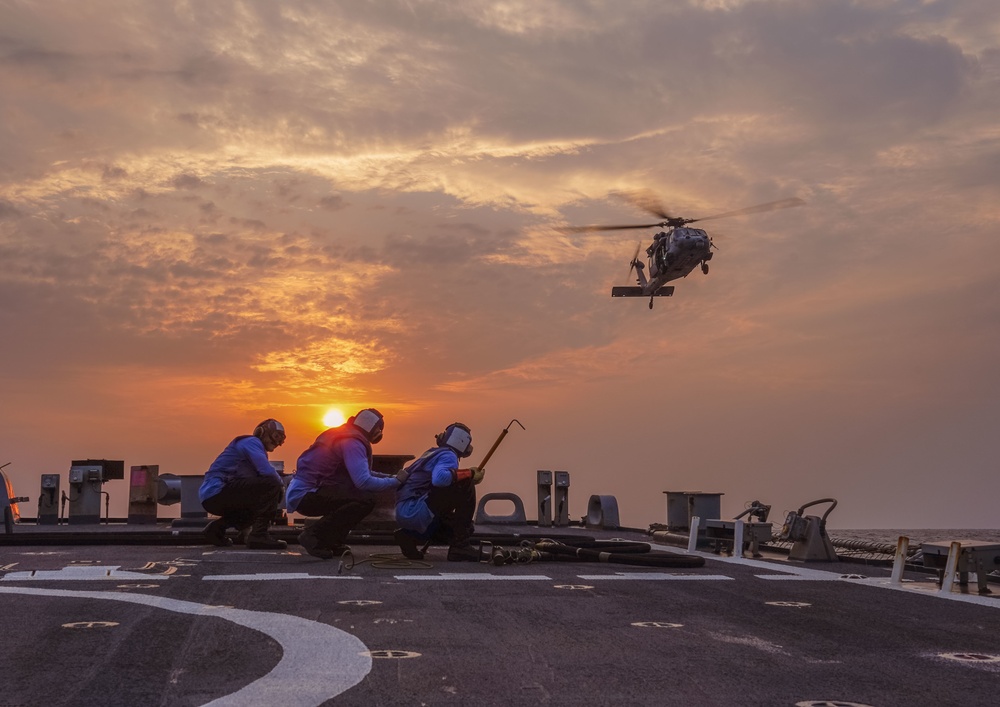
488, 538, 705, 568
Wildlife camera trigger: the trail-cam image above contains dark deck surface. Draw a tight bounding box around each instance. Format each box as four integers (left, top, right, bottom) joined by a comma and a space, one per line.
2, 522, 999, 706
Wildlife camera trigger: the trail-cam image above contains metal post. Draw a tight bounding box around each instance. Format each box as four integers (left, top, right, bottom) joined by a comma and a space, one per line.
37, 474, 60, 525
554, 471, 570, 526
733, 520, 745, 559
127, 465, 159, 525
890, 536, 909, 585
536, 470, 552, 527
687, 516, 701, 553
938, 541, 962, 594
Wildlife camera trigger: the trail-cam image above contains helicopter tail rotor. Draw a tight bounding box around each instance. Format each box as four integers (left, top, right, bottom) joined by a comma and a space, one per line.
627, 241, 642, 283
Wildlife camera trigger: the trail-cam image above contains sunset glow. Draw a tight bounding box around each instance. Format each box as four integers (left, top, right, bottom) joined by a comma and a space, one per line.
1, 1, 999, 528
322, 408, 347, 429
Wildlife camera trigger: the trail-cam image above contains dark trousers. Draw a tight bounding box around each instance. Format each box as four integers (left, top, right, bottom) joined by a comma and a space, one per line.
426, 479, 477, 546
296, 487, 375, 548
202, 476, 283, 530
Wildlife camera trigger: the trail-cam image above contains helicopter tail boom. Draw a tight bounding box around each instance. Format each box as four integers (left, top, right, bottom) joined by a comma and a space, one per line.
611, 286, 674, 298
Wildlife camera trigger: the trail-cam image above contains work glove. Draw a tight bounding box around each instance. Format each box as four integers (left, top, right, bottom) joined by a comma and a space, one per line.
453, 468, 482, 484
395, 468, 411, 484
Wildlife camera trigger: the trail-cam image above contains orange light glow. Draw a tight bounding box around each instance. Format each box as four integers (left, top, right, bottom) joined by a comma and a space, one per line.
322, 408, 347, 428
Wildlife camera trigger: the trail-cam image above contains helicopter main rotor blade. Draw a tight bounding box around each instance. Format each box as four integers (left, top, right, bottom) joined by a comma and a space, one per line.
557, 222, 665, 234
612, 189, 674, 221
689, 197, 805, 224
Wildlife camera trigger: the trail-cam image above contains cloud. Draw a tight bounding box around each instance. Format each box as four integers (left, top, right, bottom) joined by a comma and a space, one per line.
1, 0, 999, 526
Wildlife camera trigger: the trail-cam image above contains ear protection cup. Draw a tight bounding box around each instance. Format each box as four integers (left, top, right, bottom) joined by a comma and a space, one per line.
352, 408, 385, 443
253, 419, 286, 447
436, 422, 473, 457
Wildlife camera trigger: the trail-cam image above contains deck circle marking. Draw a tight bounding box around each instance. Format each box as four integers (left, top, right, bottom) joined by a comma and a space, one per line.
363, 650, 421, 659
938, 652, 1000, 663
337, 599, 382, 606
839, 574, 867, 580
554, 584, 593, 590
631, 621, 683, 629
63, 621, 119, 629
117, 584, 160, 589
1, 586, 371, 706
766, 601, 811, 608
795, 702, 873, 707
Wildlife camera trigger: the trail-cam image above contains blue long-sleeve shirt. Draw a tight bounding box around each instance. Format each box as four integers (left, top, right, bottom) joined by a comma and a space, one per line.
285, 427, 397, 512
395, 447, 459, 534
198, 435, 279, 503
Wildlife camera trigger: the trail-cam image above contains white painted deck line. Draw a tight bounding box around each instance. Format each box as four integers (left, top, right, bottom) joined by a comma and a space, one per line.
648, 540, 1000, 606
203, 573, 362, 581
0, 585, 371, 706
577, 573, 735, 581
1, 565, 167, 581
394, 573, 552, 581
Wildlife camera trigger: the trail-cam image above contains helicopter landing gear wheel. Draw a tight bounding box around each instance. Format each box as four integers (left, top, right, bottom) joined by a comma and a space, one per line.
701, 262, 709, 274
648, 297, 654, 310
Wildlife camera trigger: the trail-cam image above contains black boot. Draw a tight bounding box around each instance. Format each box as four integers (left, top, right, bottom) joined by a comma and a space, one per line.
204, 518, 232, 547
246, 517, 287, 550
446, 542, 481, 562
297, 529, 334, 559
233, 524, 251, 545
394, 528, 425, 560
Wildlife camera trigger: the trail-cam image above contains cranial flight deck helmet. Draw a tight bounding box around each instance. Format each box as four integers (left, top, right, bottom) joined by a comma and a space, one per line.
351, 408, 385, 444
436, 422, 473, 458
253, 419, 286, 452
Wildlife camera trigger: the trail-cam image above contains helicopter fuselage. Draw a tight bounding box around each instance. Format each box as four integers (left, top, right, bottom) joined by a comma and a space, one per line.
639, 226, 713, 293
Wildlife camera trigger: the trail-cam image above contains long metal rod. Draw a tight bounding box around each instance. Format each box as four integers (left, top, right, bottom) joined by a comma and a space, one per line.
476, 419, 525, 471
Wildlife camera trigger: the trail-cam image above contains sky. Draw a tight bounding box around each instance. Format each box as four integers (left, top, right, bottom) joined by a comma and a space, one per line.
1, 0, 999, 530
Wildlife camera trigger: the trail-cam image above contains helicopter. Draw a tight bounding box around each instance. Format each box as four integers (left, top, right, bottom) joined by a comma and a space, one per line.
561, 193, 804, 308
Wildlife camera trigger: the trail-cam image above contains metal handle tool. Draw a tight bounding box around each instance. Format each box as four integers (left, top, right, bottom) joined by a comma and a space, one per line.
476, 419, 525, 471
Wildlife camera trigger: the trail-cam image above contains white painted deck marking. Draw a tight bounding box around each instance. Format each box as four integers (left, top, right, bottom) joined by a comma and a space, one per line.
203, 573, 361, 581
938, 652, 1000, 663
363, 649, 420, 659
647, 541, 1000, 609
1, 565, 166, 581
577, 573, 734, 581
394, 573, 552, 581
0, 586, 371, 706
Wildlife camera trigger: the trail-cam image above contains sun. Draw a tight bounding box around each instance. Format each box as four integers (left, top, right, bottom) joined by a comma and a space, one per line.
322, 407, 346, 428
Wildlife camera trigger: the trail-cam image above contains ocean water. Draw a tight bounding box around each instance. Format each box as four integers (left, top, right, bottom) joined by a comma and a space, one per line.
830, 529, 1000, 546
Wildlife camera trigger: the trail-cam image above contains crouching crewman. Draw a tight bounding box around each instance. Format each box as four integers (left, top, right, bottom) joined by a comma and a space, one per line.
286, 409, 404, 559
394, 422, 482, 562
199, 418, 288, 549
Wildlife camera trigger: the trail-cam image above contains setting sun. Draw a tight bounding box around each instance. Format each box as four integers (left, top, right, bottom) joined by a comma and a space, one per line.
322, 407, 347, 428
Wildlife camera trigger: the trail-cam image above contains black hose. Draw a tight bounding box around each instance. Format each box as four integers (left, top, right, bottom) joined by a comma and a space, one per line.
533, 539, 705, 568
540, 539, 651, 554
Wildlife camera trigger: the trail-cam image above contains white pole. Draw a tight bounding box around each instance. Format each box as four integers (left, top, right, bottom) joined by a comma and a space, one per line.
687, 516, 701, 553
938, 541, 962, 595
889, 536, 909, 585
733, 520, 746, 559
